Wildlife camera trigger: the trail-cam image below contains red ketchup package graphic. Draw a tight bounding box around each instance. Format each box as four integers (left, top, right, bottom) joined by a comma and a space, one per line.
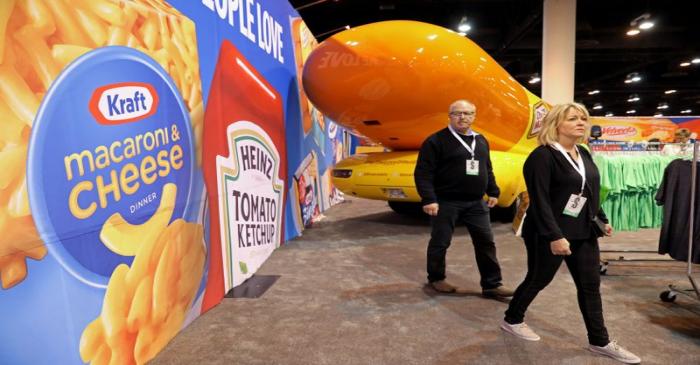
202, 40, 287, 304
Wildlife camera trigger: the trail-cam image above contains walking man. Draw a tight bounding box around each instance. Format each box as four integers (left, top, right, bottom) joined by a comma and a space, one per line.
414, 99, 513, 297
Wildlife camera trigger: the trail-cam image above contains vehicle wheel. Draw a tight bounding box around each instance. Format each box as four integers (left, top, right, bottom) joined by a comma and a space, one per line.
660, 290, 676, 303
388, 201, 424, 216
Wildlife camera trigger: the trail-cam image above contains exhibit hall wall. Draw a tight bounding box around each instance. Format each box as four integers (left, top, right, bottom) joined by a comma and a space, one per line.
0, 1, 347, 364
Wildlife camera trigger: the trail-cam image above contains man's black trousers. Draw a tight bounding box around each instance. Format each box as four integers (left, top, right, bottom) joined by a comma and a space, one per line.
426, 199, 503, 289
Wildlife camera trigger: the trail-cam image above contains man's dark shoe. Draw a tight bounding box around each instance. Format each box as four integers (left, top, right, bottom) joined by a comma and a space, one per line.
483, 286, 515, 297
431, 280, 466, 293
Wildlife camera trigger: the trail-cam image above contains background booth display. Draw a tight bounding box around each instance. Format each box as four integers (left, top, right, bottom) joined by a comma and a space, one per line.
0, 1, 348, 364
589, 116, 700, 143
587, 116, 699, 230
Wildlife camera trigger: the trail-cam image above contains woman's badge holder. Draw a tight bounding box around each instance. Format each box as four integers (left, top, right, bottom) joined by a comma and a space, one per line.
563, 194, 586, 217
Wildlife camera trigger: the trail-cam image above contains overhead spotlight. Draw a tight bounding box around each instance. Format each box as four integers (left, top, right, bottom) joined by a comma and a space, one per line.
638, 20, 654, 30
680, 61, 691, 67
681, 109, 693, 114
605, 112, 614, 117
624, 72, 642, 83
630, 13, 654, 30
457, 32, 467, 36
665, 89, 677, 94
626, 109, 636, 114
457, 16, 471, 33
692, 58, 700, 64
654, 113, 663, 117
317, 24, 351, 38
657, 103, 669, 110
592, 103, 603, 110
588, 90, 600, 95
626, 29, 640, 36
627, 94, 640, 102
528, 74, 541, 84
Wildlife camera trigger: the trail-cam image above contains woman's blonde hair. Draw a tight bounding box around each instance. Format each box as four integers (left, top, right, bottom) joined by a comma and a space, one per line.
537, 102, 591, 146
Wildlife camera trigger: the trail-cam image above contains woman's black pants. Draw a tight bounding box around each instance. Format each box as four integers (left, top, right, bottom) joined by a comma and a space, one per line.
504, 234, 610, 347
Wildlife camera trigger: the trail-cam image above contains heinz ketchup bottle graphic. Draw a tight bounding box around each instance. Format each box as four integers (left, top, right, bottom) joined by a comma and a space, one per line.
201, 41, 287, 308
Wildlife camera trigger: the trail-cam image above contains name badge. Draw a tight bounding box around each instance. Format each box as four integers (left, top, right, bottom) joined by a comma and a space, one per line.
466, 160, 479, 175
563, 194, 587, 217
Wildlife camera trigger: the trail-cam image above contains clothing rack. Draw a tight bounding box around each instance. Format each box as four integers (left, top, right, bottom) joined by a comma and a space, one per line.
591, 144, 681, 274
660, 141, 700, 303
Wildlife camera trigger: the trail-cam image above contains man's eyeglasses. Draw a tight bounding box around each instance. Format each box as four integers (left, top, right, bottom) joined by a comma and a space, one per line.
449, 111, 476, 117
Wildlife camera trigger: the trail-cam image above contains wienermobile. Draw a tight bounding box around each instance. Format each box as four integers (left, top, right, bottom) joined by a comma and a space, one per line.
302, 20, 552, 215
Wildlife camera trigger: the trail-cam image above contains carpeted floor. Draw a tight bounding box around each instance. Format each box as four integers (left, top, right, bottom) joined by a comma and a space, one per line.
152, 197, 700, 365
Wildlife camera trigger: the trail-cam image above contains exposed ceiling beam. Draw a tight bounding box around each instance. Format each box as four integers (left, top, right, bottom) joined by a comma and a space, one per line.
493, 3, 542, 57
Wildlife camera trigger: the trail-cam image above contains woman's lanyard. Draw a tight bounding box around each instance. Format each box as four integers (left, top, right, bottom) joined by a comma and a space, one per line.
552, 143, 588, 217
552, 143, 586, 194
448, 125, 477, 159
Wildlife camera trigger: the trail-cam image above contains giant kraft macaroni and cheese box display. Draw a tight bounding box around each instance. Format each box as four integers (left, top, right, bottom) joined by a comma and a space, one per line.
1, 1, 207, 364
0, 0, 352, 364
0, 0, 345, 364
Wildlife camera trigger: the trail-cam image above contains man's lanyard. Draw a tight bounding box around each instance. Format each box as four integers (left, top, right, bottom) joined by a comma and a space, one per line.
552, 143, 586, 194
448, 125, 478, 160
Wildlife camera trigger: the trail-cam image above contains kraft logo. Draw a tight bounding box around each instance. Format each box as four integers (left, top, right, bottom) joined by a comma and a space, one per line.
89, 82, 159, 125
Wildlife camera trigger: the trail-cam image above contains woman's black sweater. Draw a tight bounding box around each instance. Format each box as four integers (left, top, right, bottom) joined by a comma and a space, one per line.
522, 144, 608, 242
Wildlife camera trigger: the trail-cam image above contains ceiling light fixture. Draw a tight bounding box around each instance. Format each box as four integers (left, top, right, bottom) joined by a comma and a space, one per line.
624, 72, 642, 83
316, 24, 351, 38
593, 103, 603, 110
295, 0, 336, 11
626, 110, 636, 114
680, 61, 691, 67
588, 90, 600, 95
457, 16, 471, 33
657, 103, 669, 110
626, 13, 654, 36
605, 112, 614, 117
665, 89, 677, 94
692, 58, 700, 64
528, 74, 541, 84
630, 13, 654, 30
654, 113, 663, 117
681, 109, 692, 114
627, 94, 640, 102
638, 20, 654, 30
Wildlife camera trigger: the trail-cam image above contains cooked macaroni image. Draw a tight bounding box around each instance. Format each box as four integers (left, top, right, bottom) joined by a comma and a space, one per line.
80, 212, 206, 365
0, 0, 203, 289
